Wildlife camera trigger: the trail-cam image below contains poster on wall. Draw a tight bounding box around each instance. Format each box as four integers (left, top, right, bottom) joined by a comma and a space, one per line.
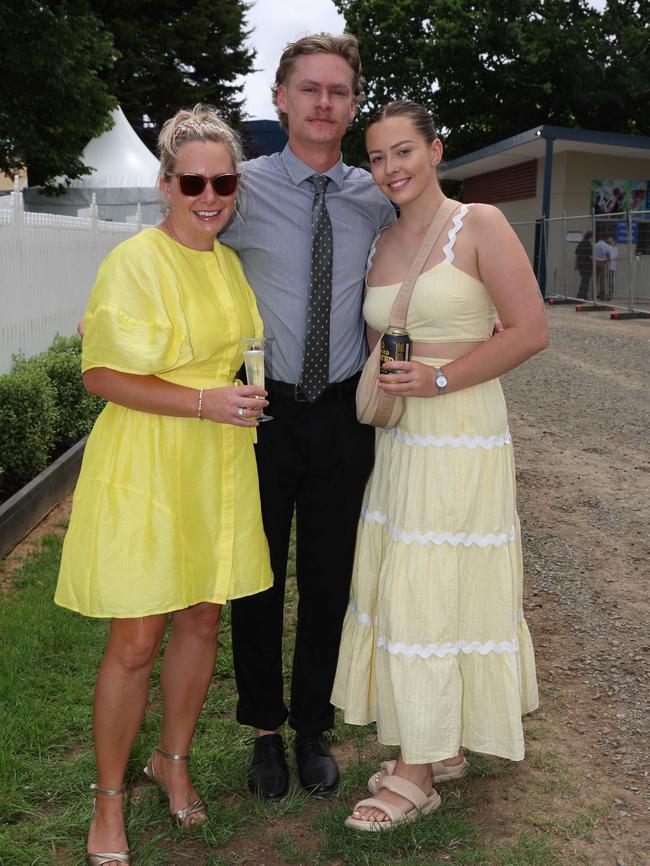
591, 180, 648, 215
614, 222, 638, 243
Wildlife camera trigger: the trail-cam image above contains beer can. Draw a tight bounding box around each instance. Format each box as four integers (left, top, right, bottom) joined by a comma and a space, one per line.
380, 327, 411, 373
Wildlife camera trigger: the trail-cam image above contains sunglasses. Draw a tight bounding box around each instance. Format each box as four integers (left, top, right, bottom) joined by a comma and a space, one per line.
166, 172, 240, 197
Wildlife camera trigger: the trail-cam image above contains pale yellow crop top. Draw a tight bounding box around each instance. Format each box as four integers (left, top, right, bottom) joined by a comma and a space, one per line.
363, 203, 497, 344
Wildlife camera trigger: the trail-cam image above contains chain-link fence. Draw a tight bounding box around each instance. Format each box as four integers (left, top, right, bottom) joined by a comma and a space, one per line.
511, 210, 650, 313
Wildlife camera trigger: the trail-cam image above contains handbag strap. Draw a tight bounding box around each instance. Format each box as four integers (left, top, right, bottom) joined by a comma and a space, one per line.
388, 198, 459, 329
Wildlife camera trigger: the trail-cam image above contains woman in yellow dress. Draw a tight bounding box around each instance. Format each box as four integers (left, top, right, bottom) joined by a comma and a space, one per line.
332, 101, 548, 831
55, 106, 273, 865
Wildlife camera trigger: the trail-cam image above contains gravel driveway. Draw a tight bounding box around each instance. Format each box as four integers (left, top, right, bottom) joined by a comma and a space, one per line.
501, 303, 649, 861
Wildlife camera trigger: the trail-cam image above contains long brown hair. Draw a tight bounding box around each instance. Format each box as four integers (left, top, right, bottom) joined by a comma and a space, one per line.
367, 100, 438, 145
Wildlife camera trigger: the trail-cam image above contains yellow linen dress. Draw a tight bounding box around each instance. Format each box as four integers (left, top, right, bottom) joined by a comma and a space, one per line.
55, 228, 273, 618
332, 205, 538, 763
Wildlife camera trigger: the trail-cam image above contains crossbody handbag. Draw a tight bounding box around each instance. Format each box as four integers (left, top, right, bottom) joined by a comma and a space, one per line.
356, 198, 458, 428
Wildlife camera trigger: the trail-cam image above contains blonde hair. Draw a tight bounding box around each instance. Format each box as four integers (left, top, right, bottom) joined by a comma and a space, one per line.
157, 104, 243, 179
272, 33, 365, 132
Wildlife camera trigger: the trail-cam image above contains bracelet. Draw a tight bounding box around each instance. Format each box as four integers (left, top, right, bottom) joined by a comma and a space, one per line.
197, 388, 204, 420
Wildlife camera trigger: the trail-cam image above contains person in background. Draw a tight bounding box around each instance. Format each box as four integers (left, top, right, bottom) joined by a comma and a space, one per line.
56, 105, 272, 865
594, 236, 610, 299
332, 100, 548, 831
221, 33, 396, 800
606, 235, 619, 298
575, 230, 592, 300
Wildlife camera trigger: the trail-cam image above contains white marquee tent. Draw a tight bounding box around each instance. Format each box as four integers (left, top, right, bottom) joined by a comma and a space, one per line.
23, 107, 162, 224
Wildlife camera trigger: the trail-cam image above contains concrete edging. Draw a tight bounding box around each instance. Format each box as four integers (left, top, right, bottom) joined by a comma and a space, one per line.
0, 437, 86, 559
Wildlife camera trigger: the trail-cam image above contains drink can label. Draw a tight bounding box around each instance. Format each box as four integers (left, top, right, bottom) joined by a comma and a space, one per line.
380, 331, 411, 373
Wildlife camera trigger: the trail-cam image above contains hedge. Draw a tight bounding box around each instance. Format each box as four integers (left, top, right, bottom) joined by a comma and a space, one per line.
0, 336, 104, 498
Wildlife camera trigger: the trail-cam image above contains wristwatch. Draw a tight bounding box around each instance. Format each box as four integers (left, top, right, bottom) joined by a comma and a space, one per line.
435, 367, 448, 395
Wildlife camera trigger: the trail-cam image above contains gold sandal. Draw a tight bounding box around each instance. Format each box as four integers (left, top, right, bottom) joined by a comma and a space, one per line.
143, 747, 206, 826
87, 784, 131, 865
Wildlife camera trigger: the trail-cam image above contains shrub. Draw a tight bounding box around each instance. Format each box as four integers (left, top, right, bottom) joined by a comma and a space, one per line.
0, 364, 58, 490
0, 334, 105, 500
13, 336, 104, 449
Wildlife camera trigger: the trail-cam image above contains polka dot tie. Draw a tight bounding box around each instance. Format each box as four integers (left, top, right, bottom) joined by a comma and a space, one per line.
298, 174, 333, 402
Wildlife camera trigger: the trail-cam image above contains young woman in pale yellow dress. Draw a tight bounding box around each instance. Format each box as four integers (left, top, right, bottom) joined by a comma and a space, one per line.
55, 106, 273, 865
332, 101, 548, 831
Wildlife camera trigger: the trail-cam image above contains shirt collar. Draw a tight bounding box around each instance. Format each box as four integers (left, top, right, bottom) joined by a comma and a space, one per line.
280, 144, 344, 191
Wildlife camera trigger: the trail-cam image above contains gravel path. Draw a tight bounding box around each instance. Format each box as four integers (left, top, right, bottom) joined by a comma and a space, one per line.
502, 303, 650, 841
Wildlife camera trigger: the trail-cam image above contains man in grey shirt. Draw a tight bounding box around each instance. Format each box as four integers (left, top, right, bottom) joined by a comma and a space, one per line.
222, 33, 395, 800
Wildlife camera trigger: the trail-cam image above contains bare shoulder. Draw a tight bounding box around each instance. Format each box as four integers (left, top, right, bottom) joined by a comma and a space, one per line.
465, 202, 510, 232
372, 220, 401, 260
463, 203, 520, 251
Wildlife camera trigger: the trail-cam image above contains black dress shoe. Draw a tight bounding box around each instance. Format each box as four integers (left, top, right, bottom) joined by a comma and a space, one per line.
294, 734, 340, 796
247, 734, 289, 800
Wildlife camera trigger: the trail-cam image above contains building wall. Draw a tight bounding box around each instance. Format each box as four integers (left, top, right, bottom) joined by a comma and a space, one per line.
560, 151, 650, 217
463, 159, 537, 204
460, 150, 650, 292
461, 150, 650, 222
0, 169, 27, 192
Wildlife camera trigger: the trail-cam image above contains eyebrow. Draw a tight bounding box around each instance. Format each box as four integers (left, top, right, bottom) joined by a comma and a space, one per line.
296, 78, 351, 91
367, 138, 417, 155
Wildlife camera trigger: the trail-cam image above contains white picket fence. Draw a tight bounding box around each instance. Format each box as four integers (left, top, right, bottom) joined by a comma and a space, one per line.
0, 183, 149, 374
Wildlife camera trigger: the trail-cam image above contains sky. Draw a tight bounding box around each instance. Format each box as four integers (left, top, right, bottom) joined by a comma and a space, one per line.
240, 0, 608, 121
241, 0, 345, 120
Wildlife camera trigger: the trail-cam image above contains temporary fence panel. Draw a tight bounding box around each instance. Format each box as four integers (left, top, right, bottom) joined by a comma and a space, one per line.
510, 208, 650, 313
0, 185, 146, 374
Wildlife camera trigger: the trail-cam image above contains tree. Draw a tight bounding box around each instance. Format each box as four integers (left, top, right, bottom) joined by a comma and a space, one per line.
0, 0, 255, 187
89, 0, 256, 150
596, 0, 650, 135
336, 0, 650, 165
0, 0, 116, 188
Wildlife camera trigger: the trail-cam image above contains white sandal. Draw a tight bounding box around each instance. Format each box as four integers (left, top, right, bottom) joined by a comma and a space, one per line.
367, 757, 468, 795
345, 775, 441, 832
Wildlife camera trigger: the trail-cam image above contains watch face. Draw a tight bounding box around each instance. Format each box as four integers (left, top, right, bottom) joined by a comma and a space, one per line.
436, 373, 448, 388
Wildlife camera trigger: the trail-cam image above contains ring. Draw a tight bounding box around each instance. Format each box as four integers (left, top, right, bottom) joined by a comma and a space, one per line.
237, 407, 246, 418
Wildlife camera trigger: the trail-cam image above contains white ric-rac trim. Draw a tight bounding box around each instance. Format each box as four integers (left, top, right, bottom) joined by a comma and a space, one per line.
348, 601, 526, 656
441, 203, 473, 264
389, 427, 512, 449
348, 598, 376, 626
361, 508, 516, 548
377, 636, 519, 658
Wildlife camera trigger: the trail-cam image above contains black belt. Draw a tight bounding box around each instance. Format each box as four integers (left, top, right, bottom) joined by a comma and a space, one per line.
266, 372, 360, 403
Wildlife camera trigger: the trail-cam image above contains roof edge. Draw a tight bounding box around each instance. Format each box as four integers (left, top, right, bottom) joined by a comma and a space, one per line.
440, 124, 650, 172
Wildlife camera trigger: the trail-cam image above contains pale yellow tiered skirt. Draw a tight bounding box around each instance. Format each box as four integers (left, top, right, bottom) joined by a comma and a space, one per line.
332, 365, 538, 764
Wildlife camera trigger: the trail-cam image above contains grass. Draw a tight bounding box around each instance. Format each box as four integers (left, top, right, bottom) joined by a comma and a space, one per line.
0, 530, 619, 866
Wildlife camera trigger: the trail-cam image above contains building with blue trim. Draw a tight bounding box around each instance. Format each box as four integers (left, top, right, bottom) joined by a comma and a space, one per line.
438, 126, 650, 294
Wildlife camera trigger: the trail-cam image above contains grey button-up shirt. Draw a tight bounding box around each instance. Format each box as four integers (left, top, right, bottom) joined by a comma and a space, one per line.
221, 145, 395, 383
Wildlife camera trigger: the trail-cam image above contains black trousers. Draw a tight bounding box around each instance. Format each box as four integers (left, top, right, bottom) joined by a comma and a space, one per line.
230, 378, 375, 736
578, 271, 591, 298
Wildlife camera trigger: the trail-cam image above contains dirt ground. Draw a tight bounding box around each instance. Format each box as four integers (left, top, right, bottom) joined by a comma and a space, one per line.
4, 303, 649, 865
492, 304, 650, 865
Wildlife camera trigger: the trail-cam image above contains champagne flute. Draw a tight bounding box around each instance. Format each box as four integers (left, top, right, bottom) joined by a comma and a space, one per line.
241, 338, 273, 422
